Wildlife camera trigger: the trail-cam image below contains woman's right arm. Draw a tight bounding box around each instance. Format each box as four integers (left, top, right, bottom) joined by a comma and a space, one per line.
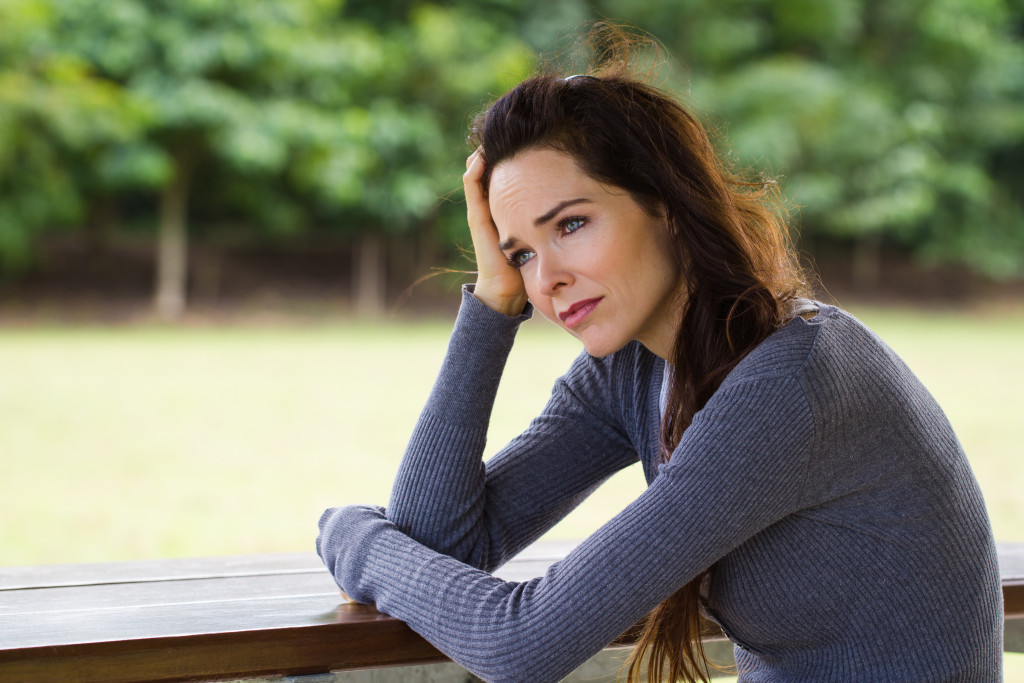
386, 286, 637, 571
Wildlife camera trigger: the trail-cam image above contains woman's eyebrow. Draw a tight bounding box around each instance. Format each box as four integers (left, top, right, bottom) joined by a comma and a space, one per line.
498, 198, 593, 251
534, 198, 591, 226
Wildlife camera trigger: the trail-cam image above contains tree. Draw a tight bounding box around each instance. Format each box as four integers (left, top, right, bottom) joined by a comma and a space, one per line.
0, 0, 145, 274
593, 0, 1024, 280
45, 0, 402, 317
309, 2, 535, 313
7, 0, 1018, 305
28, 0, 533, 316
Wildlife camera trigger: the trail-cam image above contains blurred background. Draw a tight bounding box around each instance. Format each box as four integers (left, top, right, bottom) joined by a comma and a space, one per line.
1, 0, 1021, 572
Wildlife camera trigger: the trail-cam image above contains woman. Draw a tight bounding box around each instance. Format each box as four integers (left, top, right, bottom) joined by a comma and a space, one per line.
317, 39, 1003, 682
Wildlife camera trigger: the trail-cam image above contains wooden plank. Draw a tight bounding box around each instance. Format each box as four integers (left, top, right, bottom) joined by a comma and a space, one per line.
0, 553, 325, 591
0, 613, 446, 683
1005, 580, 1024, 619
0, 541, 578, 592
0, 549, 577, 649
998, 542, 1024, 578
0, 541, 1021, 683
1, 589, 343, 650
0, 544, 582, 683
0, 571, 336, 618
999, 542, 1024, 619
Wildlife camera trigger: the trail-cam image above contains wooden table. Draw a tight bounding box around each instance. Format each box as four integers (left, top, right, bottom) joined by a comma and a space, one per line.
2, 541, 1022, 683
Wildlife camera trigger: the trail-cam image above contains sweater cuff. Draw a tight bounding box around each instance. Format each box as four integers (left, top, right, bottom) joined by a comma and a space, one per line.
461, 283, 533, 325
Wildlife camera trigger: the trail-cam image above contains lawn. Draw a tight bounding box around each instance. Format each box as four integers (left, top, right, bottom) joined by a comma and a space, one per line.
1, 301, 1022, 675
3, 301, 1019, 565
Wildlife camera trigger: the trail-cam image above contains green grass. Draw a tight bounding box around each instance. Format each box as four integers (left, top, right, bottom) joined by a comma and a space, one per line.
0, 303, 1021, 564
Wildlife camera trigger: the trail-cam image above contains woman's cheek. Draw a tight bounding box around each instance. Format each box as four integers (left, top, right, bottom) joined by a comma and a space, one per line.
532, 299, 559, 325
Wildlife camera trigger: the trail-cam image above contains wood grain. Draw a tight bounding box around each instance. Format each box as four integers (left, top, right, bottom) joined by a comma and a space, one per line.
0, 540, 1020, 683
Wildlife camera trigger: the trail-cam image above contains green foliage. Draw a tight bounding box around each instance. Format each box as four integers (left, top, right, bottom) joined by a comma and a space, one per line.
339, 4, 534, 238
0, 0, 533, 266
0, 0, 1020, 279
595, 0, 1024, 277
48, 0, 381, 237
0, 0, 146, 270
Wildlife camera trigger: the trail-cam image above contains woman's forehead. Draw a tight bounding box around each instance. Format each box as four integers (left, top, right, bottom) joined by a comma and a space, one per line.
489, 150, 604, 218
491, 149, 584, 190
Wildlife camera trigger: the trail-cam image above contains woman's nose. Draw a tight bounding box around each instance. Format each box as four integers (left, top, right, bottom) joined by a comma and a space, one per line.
533, 253, 573, 297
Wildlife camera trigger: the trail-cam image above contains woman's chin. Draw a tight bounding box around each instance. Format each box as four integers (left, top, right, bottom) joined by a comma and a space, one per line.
578, 333, 625, 359
549, 318, 625, 358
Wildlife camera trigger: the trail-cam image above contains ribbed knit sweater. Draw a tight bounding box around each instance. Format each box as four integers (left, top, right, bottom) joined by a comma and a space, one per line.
317, 287, 1003, 682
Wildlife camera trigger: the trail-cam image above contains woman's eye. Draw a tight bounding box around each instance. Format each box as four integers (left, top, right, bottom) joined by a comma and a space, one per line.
507, 250, 535, 269
559, 216, 587, 234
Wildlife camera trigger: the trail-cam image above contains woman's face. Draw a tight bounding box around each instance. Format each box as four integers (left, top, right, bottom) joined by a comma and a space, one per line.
488, 148, 683, 359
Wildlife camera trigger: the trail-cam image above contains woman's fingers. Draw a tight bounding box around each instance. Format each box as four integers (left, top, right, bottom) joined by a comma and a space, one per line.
463, 149, 498, 257
463, 149, 528, 315
464, 155, 505, 278
466, 145, 482, 170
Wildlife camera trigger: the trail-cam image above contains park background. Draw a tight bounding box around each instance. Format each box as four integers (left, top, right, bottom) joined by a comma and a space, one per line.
1, 0, 1023, 676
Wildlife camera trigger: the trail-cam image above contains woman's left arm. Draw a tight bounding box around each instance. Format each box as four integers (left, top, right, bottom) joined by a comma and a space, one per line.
318, 375, 814, 683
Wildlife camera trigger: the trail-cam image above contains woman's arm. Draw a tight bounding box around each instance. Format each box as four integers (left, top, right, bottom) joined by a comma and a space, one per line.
386, 148, 644, 570
386, 285, 638, 571
321, 375, 815, 683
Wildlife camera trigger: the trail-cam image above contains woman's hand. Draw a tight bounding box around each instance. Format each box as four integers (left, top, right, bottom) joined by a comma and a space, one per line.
317, 504, 388, 606
464, 148, 529, 316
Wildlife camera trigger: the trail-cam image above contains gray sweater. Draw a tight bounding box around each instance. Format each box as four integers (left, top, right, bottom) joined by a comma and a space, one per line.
318, 287, 1003, 682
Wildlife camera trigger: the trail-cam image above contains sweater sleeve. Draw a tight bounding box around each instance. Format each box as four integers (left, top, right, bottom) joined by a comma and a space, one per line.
319, 373, 815, 683
387, 285, 638, 571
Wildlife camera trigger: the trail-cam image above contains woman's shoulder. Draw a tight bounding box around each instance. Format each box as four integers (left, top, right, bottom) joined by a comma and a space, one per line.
723, 299, 881, 388
718, 301, 830, 390
726, 298, 919, 398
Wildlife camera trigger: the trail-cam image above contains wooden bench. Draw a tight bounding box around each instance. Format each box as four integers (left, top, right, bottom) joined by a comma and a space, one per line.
2, 541, 1022, 683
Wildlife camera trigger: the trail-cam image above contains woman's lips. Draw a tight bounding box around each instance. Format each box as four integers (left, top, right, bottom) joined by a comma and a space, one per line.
559, 297, 603, 329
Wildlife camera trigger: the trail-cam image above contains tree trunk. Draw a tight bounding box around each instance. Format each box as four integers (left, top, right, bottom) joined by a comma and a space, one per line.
154, 156, 190, 320
353, 232, 385, 316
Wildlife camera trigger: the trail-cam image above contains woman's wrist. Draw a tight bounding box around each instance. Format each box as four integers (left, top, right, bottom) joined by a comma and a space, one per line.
472, 282, 529, 317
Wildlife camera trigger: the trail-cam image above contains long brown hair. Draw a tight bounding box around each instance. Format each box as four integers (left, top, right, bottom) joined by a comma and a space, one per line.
469, 25, 808, 683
